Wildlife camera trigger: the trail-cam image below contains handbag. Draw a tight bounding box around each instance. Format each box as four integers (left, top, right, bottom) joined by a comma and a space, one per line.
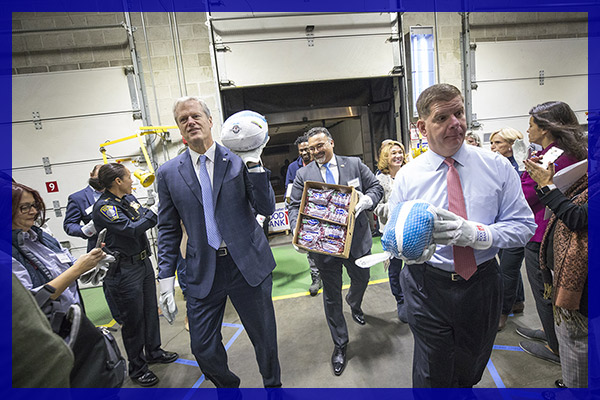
35, 285, 127, 388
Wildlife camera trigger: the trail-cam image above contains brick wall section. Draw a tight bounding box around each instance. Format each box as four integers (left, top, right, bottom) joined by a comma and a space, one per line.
13, 12, 220, 150
12, 12, 130, 74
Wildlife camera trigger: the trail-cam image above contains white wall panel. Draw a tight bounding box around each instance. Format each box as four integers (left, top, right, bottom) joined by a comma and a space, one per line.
472, 38, 588, 143
12, 68, 136, 121
12, 67, 151, 254
212, 12, 397, 87
474, 38, 587, 80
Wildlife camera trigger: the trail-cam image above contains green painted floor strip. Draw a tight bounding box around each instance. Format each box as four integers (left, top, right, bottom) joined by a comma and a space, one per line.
81, 237, 390, 325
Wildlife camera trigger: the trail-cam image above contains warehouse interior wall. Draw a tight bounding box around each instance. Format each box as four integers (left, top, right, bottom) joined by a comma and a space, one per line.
12, 11, 588, 188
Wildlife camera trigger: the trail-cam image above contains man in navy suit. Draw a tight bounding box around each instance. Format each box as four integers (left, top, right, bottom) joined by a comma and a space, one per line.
288, 127, 383, 376
63, 164, 104, 251
63, 164, 122, 324
156, 97, 281, 388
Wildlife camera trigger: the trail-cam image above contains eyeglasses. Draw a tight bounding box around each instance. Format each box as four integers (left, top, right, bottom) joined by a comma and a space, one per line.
308, 142, 329, 153
19, 202, 41, 214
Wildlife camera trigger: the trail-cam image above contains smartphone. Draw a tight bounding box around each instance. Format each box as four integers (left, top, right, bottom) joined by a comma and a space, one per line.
95, 228, 107, 248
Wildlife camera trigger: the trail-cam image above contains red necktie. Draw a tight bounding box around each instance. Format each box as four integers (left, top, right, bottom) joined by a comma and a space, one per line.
444, 158, 477, 280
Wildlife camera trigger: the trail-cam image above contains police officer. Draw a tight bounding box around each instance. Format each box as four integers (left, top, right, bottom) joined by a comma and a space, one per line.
92, 163, 178, 387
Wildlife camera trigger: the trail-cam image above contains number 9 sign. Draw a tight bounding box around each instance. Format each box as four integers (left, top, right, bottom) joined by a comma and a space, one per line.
45, 181, 59, 193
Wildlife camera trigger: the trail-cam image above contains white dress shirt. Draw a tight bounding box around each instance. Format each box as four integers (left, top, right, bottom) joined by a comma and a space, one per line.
189, 143, 217, 184
389, 143, 536, 272
317, 155, 339, 184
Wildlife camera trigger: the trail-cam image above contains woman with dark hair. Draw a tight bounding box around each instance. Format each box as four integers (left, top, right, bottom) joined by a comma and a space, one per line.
373, 140, 408, 322
92, 163, 177, 387
11, 182, 105, 308
516, 101, 587, 365
524, 158, 588, 388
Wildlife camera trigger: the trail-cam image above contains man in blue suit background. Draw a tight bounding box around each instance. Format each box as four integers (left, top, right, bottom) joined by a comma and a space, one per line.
63, 164, 103, 251
156, 97, 281, 388
63, 164, 122, 324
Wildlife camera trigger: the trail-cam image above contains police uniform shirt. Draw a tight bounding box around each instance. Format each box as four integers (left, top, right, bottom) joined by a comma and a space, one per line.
92, 191, 157, 258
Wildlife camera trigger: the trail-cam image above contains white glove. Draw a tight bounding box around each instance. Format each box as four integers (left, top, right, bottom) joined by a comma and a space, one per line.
79, 253, 115, 285
403, 243, 436, 265
432, 207, 493, 250
81, 220, 97, 237
158, 276, 178, 324
293, 244, 308, 254
233, 138, 269, 170
354, 190, 373, 215
292, 229, 308, 254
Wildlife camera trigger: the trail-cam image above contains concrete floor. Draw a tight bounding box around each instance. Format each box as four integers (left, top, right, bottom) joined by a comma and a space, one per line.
115, 236, 562, 389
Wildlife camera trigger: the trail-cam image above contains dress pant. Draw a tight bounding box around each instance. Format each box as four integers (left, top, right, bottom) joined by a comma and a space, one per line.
498, 247, 525, 314
313, 253, 370, 347
388, 258, 405, 320
104, 257, 162, 378
525, 242, 559, 353
555, 313, 588, 388
402, 258, 502, 388
187, 251, 281, 388
307, 253, 318, 275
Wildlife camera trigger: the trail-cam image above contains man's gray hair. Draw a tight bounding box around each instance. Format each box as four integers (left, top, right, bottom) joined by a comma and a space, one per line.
306, 127, 332, 139
172, 96, 211, 121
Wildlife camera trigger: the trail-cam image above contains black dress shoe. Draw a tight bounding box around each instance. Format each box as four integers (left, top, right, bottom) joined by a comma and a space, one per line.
345, 294, 365, 325
351, 310, 366, 325
148, 350, 179, 364
331, 345, 347, 376
555, 379, 567, 389
133, 370, 159, 387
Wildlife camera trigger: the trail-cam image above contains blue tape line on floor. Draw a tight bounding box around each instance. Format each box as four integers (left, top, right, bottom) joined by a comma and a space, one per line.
175, 358, 199, 367
181, 322, 245, 390
493, 345, 523, 352
486, 359, 505, 389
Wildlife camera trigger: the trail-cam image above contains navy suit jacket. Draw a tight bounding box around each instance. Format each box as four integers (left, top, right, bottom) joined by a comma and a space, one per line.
156, 143, 276, 299
63, 185, 98, 252
288, 155, 383, 259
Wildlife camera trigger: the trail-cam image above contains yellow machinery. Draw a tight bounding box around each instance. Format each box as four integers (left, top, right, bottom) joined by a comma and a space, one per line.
99, 126, 177, 187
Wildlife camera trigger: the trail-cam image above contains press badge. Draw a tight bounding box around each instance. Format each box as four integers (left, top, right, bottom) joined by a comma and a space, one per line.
85, 204, 93, 215
347, 178, 360, 188
56, 251, 72, 264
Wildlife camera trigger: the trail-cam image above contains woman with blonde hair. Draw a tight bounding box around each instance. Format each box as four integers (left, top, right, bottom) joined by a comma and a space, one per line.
490, 127, 527, 331
374, 140, 408, 322
490, 127, 524, 174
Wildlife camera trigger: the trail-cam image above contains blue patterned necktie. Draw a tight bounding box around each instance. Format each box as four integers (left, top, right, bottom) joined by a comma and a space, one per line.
198, 155, 222, 250
324, 162, 336, 184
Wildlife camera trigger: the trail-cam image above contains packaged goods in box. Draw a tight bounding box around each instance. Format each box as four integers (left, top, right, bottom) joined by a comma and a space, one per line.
292, 181, 358, 258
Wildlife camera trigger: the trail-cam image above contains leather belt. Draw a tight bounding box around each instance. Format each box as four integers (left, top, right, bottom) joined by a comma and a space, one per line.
217, 247, 228, 257
129, 249, 148, 263
425, 259, 494, 281
426, 265, 464, 281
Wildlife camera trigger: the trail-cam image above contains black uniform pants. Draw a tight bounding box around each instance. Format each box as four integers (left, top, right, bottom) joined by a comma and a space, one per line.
187, 252, 281, 388
313, 253, 370, 348
499, 246, 526, 314
525, 242, 559, 353
402, 258, 502, 388
104, 257, 162, 378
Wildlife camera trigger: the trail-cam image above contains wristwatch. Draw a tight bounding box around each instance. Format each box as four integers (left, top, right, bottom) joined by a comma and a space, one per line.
536, 184, 557, 195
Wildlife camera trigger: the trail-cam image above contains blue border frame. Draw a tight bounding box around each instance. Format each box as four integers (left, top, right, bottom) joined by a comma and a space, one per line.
3, 1, 598, 399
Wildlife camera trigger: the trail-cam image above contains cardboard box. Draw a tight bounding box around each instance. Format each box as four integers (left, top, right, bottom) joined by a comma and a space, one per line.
292, 181, 358, 258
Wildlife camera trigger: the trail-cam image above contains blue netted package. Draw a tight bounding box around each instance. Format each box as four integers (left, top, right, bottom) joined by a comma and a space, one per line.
381, 200, 435, 260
